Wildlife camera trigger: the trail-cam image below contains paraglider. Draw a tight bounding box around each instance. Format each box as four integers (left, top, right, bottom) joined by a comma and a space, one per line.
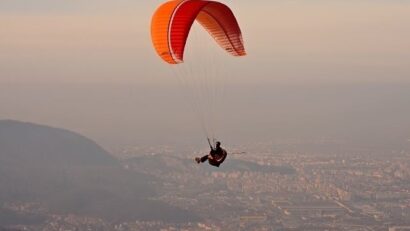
151, 0, 246, 166
151, 0, 246, 64
195, 141, 227, 167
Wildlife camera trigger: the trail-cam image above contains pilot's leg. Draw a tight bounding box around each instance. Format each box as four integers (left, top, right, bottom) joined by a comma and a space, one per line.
200, 155, 209, 162
195, 155, 209, 164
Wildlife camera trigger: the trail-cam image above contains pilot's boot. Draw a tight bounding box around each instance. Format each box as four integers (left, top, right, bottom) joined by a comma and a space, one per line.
195, 157, 201, 164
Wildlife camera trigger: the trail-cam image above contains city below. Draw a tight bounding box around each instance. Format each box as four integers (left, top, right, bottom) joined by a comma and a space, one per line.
3, 139, 410, 231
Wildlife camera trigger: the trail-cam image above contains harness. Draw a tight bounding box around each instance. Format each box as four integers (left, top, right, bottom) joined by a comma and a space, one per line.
208, 149, 227, 167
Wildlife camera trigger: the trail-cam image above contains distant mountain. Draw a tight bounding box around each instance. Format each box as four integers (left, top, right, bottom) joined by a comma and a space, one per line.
128, 154, 296, 175
0, 120, 116, 167
0, 208, 45, 227
217, 159, 296, 174
0, 120, 198, 225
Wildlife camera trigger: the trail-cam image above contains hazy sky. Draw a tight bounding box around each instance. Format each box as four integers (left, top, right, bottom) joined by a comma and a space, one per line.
1, 1, 409, 149
1, 0, 409, 85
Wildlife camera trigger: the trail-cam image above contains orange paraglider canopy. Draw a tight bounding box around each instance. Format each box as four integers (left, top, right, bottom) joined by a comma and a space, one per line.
151, 0, 246, 64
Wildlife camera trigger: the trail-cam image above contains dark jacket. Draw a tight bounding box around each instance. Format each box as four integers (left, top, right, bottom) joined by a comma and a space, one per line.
208, 148, 227, 167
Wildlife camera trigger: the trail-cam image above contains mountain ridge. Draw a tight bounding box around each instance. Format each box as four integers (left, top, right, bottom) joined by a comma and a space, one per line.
0, 119, 199, 224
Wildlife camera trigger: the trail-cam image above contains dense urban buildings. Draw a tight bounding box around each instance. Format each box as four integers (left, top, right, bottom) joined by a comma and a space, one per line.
2, 139, 409, 231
